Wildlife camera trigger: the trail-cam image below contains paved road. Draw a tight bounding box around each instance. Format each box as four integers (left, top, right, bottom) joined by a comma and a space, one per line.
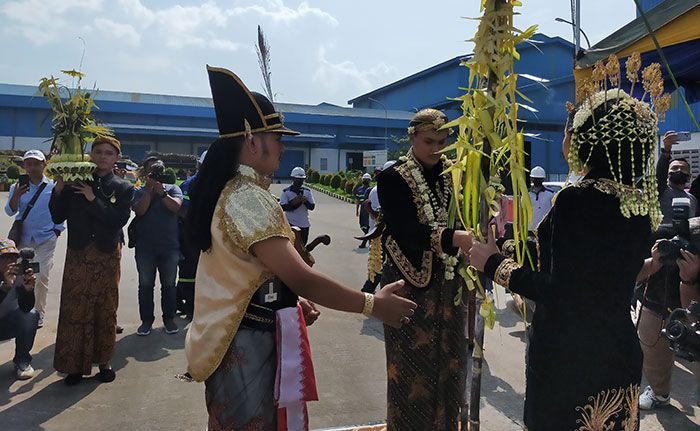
0, 185, 699, 430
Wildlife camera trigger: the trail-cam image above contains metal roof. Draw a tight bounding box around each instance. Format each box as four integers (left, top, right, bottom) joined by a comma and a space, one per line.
347, 33, 574, 104
0, 83, 414, 121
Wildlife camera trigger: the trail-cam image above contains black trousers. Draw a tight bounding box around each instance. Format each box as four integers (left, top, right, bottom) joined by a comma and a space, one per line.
295, 226, 310, 246
177, 221, 199, 315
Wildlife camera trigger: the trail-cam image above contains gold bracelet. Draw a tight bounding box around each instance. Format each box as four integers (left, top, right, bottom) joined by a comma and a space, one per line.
362, 292, 375, 316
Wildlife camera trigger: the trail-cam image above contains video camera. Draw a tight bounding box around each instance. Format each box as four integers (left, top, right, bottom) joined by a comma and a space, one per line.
663, 301, 700, 361
657, 198, 695, 266
148, 161, 171, 184
18, 248, 40, 274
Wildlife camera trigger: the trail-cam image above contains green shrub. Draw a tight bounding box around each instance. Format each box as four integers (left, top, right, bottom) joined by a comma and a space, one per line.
6, 165, 20, 180
309, 170, 320, 183
340, 178, 347, 191
163, 167, 178, 184
330, 174, 342, 190
345, 180, 356, 195
320, 174, 329, 186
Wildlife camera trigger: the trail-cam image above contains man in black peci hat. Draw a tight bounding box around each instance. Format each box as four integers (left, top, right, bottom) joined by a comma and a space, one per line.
184, 66, 415, 430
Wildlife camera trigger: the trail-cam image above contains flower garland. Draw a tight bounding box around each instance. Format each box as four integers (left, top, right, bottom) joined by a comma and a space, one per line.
400, 150, 458, 280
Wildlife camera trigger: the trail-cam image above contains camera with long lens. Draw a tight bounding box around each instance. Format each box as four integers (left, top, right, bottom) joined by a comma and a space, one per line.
147, 161, 171, 184
18, 248, 40, 274
657, 198, 695, 266
663, 301, 700, 361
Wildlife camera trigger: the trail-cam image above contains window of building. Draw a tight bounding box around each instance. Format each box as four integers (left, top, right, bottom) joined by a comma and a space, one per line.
320, 157, 328, 171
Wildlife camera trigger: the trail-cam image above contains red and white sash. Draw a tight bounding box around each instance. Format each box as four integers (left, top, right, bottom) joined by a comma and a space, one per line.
275, 305, 318, 431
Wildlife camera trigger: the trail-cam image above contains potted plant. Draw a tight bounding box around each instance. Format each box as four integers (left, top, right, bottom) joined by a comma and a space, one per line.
39, 69, 113, 181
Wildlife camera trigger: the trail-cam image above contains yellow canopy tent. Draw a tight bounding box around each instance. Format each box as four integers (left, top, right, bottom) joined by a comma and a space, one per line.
575, 0, 700, 105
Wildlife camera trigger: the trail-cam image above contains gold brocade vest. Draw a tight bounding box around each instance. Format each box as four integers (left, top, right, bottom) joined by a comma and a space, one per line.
185, 165, 294, 382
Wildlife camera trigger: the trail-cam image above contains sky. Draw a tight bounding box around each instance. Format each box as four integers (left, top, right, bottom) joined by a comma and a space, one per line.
0, 0, 639, 106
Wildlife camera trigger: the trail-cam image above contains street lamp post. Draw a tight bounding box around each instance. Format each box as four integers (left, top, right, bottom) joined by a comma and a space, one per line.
555, 17, 591, 50
368, 97, 388, 154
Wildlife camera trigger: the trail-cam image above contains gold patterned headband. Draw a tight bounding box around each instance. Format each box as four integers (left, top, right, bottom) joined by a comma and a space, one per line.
407, 116, 454, 136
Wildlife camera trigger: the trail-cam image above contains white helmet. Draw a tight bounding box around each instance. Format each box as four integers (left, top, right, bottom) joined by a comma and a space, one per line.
382, 160, 396, 171
531, 166, 546, 179
362, 173, 372, 180
290, 167, 306, 179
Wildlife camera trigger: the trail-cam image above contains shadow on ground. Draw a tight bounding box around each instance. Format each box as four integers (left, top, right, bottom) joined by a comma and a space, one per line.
0, 327, 186, 430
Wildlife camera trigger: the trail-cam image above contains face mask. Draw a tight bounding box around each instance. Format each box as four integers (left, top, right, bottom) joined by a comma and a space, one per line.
669, 171, 689, 185
293, 179, 304, 188
533, 179, 544, 188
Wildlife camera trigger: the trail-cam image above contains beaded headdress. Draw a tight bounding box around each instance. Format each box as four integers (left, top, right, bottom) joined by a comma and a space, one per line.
568, 53, 669, 229
407, 108, 454, 136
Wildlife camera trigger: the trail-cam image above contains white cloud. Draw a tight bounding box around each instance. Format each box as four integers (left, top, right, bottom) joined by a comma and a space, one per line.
228, 0, 339, 26
313, 45, 395, 97
1, 0, 103, 45
209, 39, 245, 52
94, 18, 140, 46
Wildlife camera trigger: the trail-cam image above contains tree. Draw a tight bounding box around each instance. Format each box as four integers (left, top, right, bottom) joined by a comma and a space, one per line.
388, 135, 411, 161
6, 165, 20, 180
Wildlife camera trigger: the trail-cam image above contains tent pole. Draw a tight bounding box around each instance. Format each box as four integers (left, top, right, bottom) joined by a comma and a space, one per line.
574, 0, 581, 55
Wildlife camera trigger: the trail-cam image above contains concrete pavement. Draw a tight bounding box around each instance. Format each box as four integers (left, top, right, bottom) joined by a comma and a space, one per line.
0, 185, 698, 430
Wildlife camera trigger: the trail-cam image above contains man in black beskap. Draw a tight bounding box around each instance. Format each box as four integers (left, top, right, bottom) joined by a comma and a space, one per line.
0, 238, 38, 381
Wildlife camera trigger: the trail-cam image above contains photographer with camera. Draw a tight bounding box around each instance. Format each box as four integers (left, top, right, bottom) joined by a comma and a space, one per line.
636, 131, 700, 410
0, 239, 39, 381
5, 150, 64, 328
131, 157, 183, 336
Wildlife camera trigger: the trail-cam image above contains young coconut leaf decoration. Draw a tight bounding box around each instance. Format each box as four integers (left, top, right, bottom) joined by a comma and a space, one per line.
441, 1, 537, 428
39, 69, 113, 182
444, 0, 537, 321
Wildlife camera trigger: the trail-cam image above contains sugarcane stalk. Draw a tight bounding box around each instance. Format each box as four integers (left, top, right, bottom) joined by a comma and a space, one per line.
467, 4, 501, 429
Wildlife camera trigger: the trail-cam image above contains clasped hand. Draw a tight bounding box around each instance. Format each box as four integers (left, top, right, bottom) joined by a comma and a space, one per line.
452, 228, 499, 272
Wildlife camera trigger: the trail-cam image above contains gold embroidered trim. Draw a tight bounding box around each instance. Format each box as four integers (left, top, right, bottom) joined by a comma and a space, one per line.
216, 173, 294, 255
430, 228, 445, 254
190, 271, 271, 382
575, 384, 640, 431
573, 178, 639, 199
494, 258, 520, 288
238, 164, 272, 190
219, 122, 295, 138
243, 312, 274, 324
501, 239, 516, 259
385, 235, 432, 288
573, 177, 662, 228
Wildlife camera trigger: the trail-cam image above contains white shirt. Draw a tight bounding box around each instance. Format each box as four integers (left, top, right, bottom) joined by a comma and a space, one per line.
368, 186, 380, 230
279, 186, 315, 228
529, 187, 556, 230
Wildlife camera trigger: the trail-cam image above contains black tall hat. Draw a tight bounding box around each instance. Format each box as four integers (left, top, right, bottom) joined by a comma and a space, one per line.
207, 65, 299, 138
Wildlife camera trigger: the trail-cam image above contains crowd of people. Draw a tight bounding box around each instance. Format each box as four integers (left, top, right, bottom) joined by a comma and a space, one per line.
0, 139, 204, 383
0, 57, 698, 431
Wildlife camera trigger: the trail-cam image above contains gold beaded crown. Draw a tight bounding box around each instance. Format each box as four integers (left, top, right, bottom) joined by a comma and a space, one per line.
407, 108, 454, 136
568, 53, 668, 229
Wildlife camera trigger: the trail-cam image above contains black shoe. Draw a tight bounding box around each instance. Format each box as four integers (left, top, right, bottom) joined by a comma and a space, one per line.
65, 373, 83, 386
98, 368, 116, 383
164, 319, 179, 334
359, 242, 367, 249
116, 325, 124, 334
